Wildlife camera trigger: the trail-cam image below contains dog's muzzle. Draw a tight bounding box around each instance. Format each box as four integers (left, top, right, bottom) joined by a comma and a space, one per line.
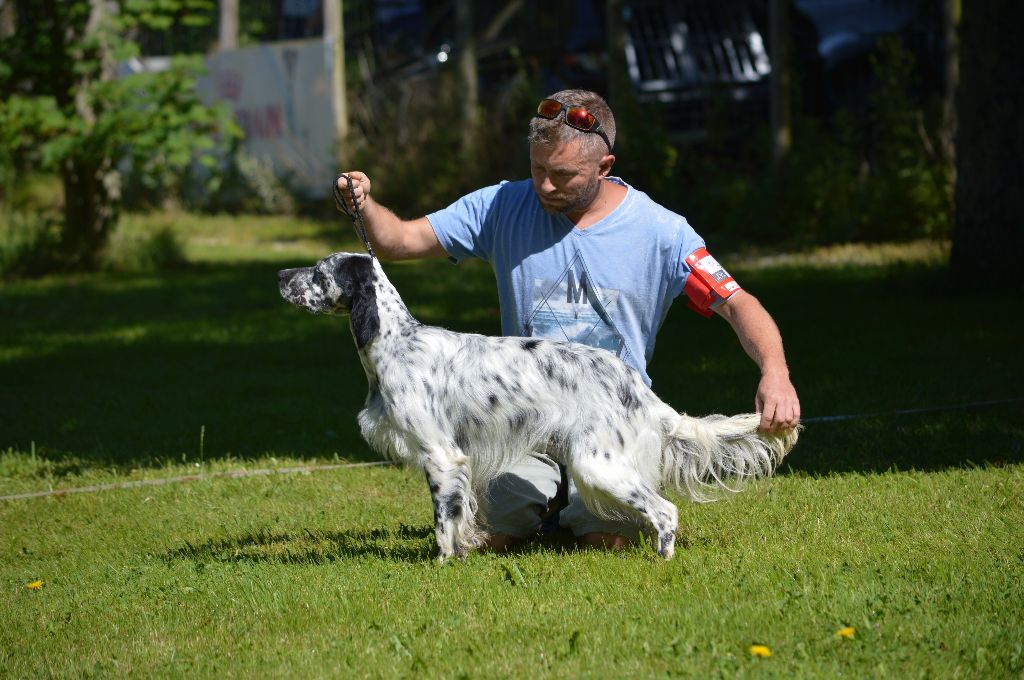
278, 266, 315, 309
278, 267, 303, 288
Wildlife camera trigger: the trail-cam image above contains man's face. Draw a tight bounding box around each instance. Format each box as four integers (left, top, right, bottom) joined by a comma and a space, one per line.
529, 140, 608, 217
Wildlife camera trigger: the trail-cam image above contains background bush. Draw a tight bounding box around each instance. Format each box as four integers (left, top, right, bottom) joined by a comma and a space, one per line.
0, 209, 65, 280
671, 37, 952, 248
101, 220, 188, 273
336, 36, 949, 250
1, 17, 953, 281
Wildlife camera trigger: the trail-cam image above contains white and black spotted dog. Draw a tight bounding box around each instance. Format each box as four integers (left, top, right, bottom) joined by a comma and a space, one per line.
279, 252, 798, 561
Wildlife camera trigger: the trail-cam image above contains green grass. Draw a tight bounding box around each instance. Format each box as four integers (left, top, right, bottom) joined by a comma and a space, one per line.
3, 466, 1021, 677
2, 215, 1023, 677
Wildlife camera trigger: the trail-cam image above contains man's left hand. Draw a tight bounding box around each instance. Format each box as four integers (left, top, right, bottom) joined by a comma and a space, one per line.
755, 371, 801, 431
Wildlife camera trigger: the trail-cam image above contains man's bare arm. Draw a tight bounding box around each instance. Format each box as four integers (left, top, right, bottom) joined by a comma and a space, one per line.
713, 290, 801, 430
335, 172, 447, 260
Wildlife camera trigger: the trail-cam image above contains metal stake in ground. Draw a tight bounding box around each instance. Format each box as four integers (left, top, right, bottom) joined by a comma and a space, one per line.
333, 173, 376, 259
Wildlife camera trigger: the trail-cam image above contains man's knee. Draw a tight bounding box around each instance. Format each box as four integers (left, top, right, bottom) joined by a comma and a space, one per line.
484, 533, 526, 553
579, 532, 633, 551
481, 453, 561, 538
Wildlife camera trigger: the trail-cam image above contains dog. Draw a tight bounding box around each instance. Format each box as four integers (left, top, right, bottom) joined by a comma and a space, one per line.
278, 252, 798, 560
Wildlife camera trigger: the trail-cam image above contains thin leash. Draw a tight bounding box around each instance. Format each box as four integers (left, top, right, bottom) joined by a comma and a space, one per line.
801, 396, 1024, 424
334, 173, 376, 259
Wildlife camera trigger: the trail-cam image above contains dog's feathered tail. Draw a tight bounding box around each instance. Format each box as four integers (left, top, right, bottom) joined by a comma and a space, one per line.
661, 413, 799, 502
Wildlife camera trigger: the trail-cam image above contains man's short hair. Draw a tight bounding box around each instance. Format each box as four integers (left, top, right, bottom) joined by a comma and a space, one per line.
528, 89, 616, 159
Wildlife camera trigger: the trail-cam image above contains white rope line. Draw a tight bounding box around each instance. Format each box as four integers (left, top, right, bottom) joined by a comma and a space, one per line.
0, 461, 392, 502
3, 397, 1021, 502
801, 397, 1024, 424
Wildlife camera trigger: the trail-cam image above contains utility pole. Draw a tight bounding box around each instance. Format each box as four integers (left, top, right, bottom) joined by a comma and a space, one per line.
605, 0, 631, 111
0, 0, 16, 40
940, 0, 960, 173
218, 0, 238, 51
951, 0, 1024, 282
769, 0, 791, 168
455, 0, 478, 155
324, 0, 349, 156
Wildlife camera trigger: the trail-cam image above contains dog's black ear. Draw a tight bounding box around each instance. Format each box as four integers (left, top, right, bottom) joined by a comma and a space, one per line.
337, 255, 379, 348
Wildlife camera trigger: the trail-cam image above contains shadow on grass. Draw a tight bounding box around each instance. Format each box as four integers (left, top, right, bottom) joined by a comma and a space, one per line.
2, 255, 1022, 477
0, 258, 500, 466
162, 524, 438, 564
160, 523, 650, 565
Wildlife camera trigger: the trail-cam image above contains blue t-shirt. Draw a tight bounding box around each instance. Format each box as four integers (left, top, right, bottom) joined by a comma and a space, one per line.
427, 178, 708, 385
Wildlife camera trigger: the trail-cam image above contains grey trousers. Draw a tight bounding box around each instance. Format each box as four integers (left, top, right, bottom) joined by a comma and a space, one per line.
481, 451, 645, 538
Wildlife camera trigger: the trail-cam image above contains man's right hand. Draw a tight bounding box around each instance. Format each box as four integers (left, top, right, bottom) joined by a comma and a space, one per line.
335, 171, 371, 215
329, 171, 444, 261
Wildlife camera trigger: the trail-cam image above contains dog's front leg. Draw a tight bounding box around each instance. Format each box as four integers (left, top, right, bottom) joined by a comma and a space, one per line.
422, 446, 485, 561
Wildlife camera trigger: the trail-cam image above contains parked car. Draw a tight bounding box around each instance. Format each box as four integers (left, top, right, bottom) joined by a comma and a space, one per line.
621, 0, 944, 136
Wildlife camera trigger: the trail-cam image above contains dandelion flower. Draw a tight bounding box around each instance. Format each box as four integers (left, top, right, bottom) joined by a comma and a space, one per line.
749, 644, 772, 658
26, 580, 43, 591
836, 626, 856, 639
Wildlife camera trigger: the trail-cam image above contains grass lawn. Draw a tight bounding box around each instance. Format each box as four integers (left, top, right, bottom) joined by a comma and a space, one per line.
2, 214, 1022, 677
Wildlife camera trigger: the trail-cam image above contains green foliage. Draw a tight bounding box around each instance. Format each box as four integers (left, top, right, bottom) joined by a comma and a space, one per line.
347, 65, 541, 216
118, 58, 236, 186
339, 36, 948, 250
0, 51, 238, 196
133, 0, 278, 55
102, 219, 188, 273
0, 0, 241, 273
123, 0, 216, 32
678, 37, 952, 247
0, 97, 66, 191
345, 60, 687, 224
180, 148, 298, 215
612, 90, 681, 202
0, 209, 66, 279
0, 208, 187, 277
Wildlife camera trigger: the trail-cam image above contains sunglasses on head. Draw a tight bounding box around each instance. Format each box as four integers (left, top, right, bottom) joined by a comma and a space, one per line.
534, 99, 612, 153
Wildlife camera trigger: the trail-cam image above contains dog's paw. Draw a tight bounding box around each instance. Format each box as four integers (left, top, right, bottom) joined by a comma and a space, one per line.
658, 532, 676, 560
436, 546, 477, 564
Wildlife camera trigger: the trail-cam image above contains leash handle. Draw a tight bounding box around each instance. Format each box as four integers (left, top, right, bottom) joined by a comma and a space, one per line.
333, 173, 376, 259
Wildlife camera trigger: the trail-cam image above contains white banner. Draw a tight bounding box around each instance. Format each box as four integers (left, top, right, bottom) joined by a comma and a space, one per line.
196, 38, 337, 197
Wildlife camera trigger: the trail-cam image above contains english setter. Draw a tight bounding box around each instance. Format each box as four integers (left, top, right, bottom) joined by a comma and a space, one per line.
278, 252, 798, 560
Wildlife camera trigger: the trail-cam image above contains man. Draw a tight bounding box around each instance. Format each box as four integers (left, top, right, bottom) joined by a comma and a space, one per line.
335, 89, 800, 552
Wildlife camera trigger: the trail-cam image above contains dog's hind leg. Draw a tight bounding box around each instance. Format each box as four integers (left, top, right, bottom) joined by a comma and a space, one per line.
572, 450, 680, 560
625, 485, 679, 560
421, 444, 485, 561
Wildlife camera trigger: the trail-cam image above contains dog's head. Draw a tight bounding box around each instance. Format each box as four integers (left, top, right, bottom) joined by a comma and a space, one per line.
278, 252, 376, 316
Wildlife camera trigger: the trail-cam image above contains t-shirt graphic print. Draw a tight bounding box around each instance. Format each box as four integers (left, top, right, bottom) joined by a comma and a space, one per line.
523, 251, 627, 357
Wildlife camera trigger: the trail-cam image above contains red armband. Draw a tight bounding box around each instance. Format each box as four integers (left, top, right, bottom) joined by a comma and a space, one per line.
683, 247, 741, 318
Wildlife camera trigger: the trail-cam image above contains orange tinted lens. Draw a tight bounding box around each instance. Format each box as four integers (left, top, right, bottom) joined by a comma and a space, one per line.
565, 107, 596, 130
536, 99, 563, 118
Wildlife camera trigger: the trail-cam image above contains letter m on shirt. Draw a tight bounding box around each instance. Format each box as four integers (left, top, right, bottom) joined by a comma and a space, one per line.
566, 270, 589, 304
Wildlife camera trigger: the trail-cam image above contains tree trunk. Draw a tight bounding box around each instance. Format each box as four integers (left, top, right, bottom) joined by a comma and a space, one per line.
62, 0, 121, 270
605, 0, 631, 122
940, 0, 959, 172
61, 158, 120, 269
950, 0, 1024, 281
218, 0, 238, 51
0, 0, 15, 39
769, 0, 791, 169
455, 0, 478, 156
324, 0, 348, 158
